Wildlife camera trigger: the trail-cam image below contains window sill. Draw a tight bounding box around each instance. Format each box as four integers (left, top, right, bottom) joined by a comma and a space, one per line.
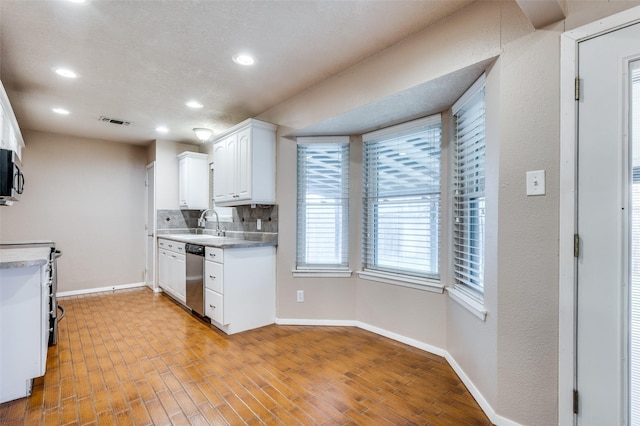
446, 286, 487, 321
357, 270, 444, 293
292, 269, 353, 278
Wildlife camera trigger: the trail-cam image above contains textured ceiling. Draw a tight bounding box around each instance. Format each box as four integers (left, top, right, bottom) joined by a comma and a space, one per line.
0, 0, 477, 145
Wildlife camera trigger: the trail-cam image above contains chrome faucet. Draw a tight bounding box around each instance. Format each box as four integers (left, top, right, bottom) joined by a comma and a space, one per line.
198, 209, 222, 235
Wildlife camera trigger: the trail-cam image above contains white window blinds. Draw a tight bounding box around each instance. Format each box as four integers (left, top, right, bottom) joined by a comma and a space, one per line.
452, 75, 486, 295
362, 115, 441, 279
296, 137, 350, 269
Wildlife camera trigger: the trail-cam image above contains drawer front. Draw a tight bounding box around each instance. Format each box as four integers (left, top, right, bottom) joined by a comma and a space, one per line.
205, 247, 223, 263
158, 239, 168, 249
205, 288, 224, 325
204, 260, 224, 293
165, 241, 185, 254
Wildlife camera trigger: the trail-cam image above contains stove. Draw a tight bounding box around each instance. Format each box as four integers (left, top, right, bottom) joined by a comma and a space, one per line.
0, 241, 63, 346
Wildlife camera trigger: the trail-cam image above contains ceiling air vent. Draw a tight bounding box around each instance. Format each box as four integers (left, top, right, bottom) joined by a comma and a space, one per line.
99, 116, 132, 126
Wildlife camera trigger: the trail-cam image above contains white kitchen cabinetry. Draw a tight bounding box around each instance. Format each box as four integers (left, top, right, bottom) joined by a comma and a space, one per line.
204, 245, 275, 334
212, 118, 277, 206
178, 151, 208, 210
0, 259, 49, 403
157, 239, 186, 303
0, 81, 24, 160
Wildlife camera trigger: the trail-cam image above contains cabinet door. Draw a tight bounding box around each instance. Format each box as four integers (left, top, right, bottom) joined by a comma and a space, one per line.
178, 157, 188, 208
225, 134, 238, 200
235, 127, 252, 201
213, 141, 228, 203
0, 105, 6, 150
158, 250, 169, 289
172, 253, 186, 301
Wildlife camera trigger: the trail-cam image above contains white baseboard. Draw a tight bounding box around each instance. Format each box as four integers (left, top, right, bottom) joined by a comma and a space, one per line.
356, 321, 448, 357
57, 282, 147, 297
276, 318, 357, 327
275, 317, 522, 426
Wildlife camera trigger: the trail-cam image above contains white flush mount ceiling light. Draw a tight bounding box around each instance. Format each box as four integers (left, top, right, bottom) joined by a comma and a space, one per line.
193, 128, 213, 142
155, 126, 169, 133
232, 54, 255, 66
54, 68, 77, 78
52, 107, 70, 115
66, 0, 86, 3
186, 100, 204, 109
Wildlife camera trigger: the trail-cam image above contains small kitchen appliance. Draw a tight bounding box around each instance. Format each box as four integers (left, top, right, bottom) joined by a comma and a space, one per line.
0, 148, 24, 205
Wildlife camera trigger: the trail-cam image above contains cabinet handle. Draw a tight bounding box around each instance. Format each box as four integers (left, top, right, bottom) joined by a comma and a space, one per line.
209, 253, 216, 258
209, 304, 216, 309
209, 275, 216, 279
168, 244, 173, 248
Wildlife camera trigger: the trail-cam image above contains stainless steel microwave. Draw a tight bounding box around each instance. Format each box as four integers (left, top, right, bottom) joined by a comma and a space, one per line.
0, 148, 24, 205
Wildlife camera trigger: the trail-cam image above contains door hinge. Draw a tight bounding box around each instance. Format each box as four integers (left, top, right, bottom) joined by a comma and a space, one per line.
574, 234, 580, 258
575, 77, 581, 101
573, 389, 579, 414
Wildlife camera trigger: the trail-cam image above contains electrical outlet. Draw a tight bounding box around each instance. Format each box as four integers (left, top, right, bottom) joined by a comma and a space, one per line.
297, 290, 304, 303
257, 218, 262, 230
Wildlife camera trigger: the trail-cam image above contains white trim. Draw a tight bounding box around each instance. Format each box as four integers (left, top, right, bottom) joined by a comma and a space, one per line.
274, 318, 521, 425
276, 318, 357, 327
559, 6, 640, 426
357, 270, 444, 293
57, 282, 147, 298
362, 113, 441, 141
292, 269, 353, 278
356, 321, 447, 357
296, 136, 350, 145
445, 353, 522, 426
446, 286, 488, 321
452, 73, 486, 114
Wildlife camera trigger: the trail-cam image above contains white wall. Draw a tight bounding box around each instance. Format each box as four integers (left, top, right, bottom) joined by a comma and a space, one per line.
0, 130, 147, 293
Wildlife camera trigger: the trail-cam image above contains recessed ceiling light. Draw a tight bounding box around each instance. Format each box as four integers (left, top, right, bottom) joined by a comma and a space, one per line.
156, 126, 169, 133
52, 108, 70, 115
233, 54, 255, 66
186, 100, 204, 109
54, 68, 77, 78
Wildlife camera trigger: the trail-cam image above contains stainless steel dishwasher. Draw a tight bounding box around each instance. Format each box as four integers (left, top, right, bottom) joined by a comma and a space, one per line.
185, 244, 205, 316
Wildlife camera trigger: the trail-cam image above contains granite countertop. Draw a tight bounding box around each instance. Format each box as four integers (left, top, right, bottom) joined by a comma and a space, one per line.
0, 247, 50, 269
157, 233, 277, 249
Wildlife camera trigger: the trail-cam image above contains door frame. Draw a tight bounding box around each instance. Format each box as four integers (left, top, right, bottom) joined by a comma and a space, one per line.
145, 162, 157, 291
559, 6, 640, 425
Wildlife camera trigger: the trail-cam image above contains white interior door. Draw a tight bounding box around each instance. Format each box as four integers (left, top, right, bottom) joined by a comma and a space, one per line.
145, 163, 156, 289
577, 22, 640, 425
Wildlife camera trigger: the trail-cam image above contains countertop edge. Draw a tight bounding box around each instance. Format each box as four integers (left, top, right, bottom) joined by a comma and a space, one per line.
157, 234, 277, 248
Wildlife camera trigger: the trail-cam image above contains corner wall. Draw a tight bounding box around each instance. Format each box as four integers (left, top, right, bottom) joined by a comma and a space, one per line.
0, 130, 147, 293
258, 1, 561, 425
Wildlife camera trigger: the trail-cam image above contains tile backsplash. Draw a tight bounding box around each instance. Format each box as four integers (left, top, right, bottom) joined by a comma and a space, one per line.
157, 205, 278, 239
157, 209, 202, 229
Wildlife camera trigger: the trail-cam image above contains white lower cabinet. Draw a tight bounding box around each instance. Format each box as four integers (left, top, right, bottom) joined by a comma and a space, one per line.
157, 239, 186, 304
204, 245, 275, 335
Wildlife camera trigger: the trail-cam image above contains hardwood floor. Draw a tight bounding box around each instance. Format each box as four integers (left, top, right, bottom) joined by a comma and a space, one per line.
0, 288, 491, 425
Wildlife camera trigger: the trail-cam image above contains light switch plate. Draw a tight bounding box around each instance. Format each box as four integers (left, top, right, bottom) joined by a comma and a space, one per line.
526, 170, 546, 196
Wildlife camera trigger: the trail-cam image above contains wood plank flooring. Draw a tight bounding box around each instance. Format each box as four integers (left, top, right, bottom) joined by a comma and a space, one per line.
0, 287, 491, 425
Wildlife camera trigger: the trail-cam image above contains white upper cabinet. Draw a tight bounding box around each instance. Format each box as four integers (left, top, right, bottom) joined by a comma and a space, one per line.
0, 81, 24, 160
177, 151, 209, 210
212, 118, 277, 206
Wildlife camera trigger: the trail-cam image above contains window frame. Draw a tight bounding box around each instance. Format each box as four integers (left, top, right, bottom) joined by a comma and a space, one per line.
450, 74, 487, 304
359, 114, 443, 290
294, 136, 351, 277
